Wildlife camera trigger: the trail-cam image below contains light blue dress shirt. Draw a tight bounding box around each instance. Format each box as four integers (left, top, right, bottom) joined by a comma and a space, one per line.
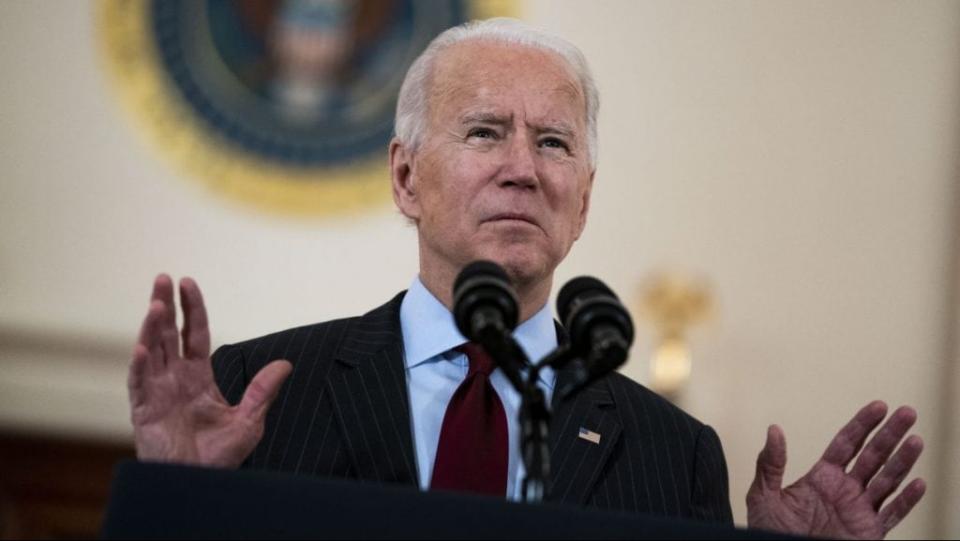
399, 276, 557, 501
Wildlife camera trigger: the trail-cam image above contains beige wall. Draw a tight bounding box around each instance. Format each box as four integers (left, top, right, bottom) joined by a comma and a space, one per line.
1, 1, 957, 538
524, 2, 960, 538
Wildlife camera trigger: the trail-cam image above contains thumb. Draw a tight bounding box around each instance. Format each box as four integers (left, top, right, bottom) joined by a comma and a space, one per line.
752, 424, 787, 493
238, 360, 293, 422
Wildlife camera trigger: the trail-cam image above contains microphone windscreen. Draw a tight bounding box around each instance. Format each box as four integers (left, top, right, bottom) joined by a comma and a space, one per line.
556, 276, 617, 323
454, 260, 510, 293
453, 260, 519, 338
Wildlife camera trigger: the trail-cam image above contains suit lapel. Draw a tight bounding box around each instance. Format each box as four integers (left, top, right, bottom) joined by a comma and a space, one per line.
327, 292, 418, 486
548, 331, 623, 505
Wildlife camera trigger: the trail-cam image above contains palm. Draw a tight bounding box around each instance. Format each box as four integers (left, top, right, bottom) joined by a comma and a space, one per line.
130, 348, 250, 467
747, 403, 926, 539
751, 460, 885, 538
128, 275, 291, 468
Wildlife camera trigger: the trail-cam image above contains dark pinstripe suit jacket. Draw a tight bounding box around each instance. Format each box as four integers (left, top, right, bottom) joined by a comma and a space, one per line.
212, 292, 733, 524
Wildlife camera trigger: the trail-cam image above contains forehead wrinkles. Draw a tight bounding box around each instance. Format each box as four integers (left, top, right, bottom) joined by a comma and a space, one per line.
426, 42, 587, 132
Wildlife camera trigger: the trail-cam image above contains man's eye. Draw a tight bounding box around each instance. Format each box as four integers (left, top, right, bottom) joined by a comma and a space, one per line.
540, 137, 569, 151
468, 128, 497, 139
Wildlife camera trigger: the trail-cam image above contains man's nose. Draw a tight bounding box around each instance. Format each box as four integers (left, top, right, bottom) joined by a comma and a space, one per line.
497, 135, 539, 190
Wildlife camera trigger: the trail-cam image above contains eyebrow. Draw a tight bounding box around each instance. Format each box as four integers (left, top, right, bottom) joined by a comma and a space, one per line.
537, 122, 576, 138
460, 112, 511, 126
460, 112, 578, 139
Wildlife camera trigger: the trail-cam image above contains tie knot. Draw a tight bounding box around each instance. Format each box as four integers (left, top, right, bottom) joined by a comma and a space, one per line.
457, 343, 496, 376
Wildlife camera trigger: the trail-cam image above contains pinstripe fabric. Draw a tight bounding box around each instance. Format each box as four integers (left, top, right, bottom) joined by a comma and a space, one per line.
211, 292, 733, 524
551, 371, 733, 523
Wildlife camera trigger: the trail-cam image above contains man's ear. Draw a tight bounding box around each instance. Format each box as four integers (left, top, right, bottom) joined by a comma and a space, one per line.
390, 138, 420, 221
574, 170, 595, 240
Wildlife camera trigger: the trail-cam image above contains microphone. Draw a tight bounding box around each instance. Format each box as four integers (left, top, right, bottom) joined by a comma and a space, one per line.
556, 276, 635, 398
453, 260, 520, 342
452, 260, 527, 391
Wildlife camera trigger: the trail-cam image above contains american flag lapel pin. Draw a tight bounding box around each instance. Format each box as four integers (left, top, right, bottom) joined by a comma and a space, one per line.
578, 427, 601, 445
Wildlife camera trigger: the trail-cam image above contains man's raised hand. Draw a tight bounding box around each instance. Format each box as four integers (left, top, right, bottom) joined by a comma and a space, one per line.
127, 274, 292, 467
747, 401, 926, 539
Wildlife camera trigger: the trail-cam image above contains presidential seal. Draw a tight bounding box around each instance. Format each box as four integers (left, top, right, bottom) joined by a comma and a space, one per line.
98, 0, 516, 217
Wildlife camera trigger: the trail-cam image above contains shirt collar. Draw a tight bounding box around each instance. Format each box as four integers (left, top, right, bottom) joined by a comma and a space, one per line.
399, 276, 557, 389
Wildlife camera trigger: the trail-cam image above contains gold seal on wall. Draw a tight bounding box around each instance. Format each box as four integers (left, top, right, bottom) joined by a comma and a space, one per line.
97, 0, 517, 217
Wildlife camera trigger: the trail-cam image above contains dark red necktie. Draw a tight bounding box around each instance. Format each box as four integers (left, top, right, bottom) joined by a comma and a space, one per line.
430, 343, 508, 497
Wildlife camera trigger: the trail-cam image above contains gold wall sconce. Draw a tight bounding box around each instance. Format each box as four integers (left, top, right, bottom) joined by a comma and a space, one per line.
639, 273, 713, 398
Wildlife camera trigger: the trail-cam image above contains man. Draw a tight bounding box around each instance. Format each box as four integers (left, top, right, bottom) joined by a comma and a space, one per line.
128, 19, 925, 537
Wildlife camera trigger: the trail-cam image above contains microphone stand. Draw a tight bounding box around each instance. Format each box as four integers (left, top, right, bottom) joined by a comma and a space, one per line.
517, 341, 626, 503
477, 331, 556, 504
479, 329, 626, 504
519, 362, 551, 504
474, 327, 528, 395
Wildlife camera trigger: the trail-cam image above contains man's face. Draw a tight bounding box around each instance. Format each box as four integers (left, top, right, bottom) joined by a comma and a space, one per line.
393, 40, 594, 288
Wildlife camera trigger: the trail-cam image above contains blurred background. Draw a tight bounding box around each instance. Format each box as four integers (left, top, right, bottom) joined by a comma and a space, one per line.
1, 0, 957, 538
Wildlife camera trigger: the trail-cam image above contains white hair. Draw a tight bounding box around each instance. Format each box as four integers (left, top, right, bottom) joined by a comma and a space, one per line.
394, 18, 600, 169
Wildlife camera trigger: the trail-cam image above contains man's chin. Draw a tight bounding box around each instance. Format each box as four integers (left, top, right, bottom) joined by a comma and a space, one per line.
472, 248, 553, 288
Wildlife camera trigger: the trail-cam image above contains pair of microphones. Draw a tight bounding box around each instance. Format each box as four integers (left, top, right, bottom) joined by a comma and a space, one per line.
452, 261, 634, 400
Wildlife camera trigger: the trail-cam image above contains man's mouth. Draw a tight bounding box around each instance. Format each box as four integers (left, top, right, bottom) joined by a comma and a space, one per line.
485, 213, 539, 227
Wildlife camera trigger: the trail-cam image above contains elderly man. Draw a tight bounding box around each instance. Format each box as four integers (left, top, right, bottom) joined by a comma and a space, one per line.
128, 19, 925, 538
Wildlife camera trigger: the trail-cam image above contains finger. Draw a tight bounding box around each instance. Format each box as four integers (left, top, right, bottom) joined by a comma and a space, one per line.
147, 274, 181, 359
136, 300, 167, 372
136, 275, 170, 348
159, 305, 181, 361
849, 406, 917, 485
878, 478, 926, 535
128, 344, 151, 407
866, 435, 924, 508
752, 425, 787, 493
821, 400, 888, 467
238, 360, 293, 422
179, 277, 211, 360
150, 273, 176, 326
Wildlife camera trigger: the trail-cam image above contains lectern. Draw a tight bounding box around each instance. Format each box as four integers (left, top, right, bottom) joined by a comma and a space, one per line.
101, 461, 793, 539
